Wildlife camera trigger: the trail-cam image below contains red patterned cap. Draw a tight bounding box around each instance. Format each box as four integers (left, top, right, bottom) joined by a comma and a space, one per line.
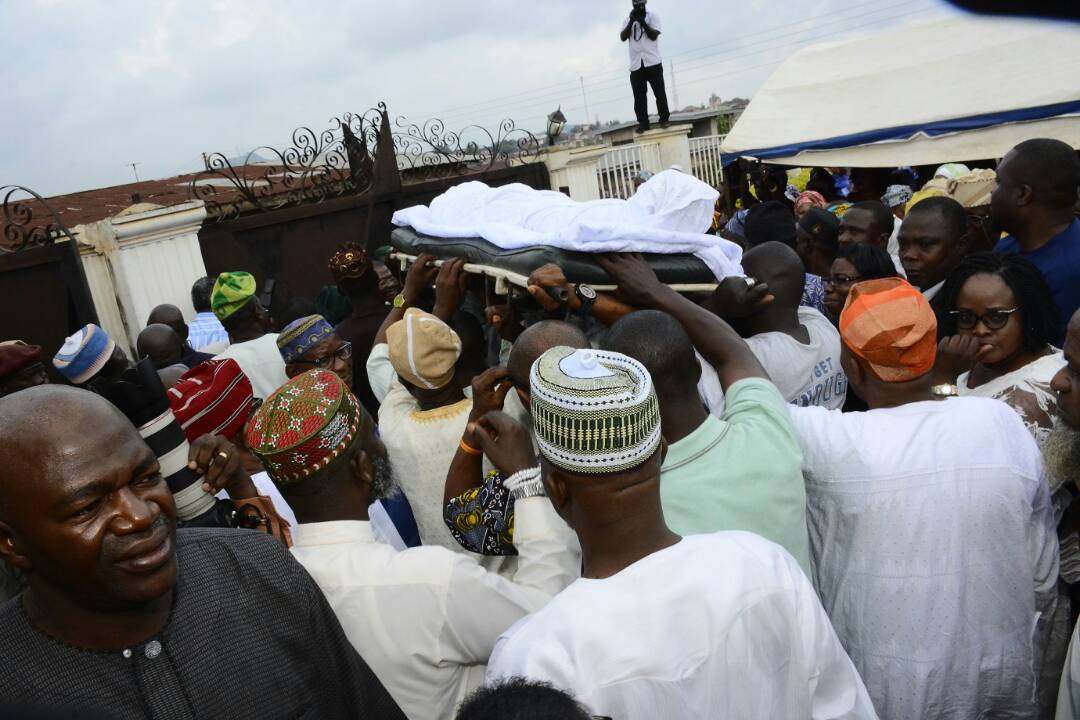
167, 359, 254, 442
244, 369, 361, 485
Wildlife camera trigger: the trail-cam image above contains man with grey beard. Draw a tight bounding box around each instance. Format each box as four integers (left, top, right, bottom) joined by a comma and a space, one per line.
1053, 310, 1080, 719
245, 369, 579, 720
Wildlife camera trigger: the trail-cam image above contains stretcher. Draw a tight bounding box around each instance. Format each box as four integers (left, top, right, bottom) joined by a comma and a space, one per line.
389, 227, 720, 296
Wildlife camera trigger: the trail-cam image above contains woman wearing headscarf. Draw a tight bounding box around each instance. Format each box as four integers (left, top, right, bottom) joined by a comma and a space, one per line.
793, 190, 827, 221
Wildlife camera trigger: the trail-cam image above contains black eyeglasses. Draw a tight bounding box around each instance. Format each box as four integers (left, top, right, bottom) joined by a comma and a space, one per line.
824, 274, 862, 287
294, 341, 353, 369
950, 308, 1019, 330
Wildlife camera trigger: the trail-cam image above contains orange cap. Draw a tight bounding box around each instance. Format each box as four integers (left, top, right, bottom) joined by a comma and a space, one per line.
839, 278, 937, 382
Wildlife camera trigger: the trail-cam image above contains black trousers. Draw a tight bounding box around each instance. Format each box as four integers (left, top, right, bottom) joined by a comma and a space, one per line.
630, 62, 670, 128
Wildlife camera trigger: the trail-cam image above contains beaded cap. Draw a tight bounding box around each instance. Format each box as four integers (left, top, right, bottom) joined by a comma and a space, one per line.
245, 369, 361, 485
529, 346, 661, 475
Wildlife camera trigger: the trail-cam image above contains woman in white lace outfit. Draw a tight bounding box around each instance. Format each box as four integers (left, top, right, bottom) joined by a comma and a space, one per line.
935, 252, 1071, 716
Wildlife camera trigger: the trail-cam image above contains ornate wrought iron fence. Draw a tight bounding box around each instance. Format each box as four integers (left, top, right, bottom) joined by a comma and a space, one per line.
190, 103, 541, 222
1, 185, 78, 252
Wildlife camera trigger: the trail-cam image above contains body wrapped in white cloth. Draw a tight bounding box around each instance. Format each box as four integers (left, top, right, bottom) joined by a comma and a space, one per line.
391, 170, 743, 281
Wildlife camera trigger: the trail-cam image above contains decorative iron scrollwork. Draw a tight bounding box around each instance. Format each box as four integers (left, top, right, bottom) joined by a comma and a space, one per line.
391, 116, 541, 181
0, 185, 77, 254
190, 103, 541, 221
190, 105, 389, 222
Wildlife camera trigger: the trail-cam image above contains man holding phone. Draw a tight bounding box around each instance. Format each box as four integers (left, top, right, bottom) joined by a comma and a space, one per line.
619, 0, 670, 133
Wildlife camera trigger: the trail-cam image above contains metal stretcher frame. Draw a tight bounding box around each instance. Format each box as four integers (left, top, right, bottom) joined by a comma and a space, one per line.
388, 251, 720, 296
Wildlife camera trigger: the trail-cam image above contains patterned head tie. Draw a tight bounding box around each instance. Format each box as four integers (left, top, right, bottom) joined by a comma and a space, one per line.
277, 315, 335, 364
328, 242, 372, 283
211, 271, 257, 321
244, 369, 362, 485
53, 324, 116, 384
529, 347, 661, 475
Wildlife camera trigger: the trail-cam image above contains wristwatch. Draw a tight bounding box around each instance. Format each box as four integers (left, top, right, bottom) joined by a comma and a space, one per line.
505, 467, 546, 500
392, 293, 409, 309
574, 284, 597, 320
931, 383, 959, 398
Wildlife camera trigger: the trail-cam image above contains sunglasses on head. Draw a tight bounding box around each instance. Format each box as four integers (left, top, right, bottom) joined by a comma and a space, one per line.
949, 307, 1018, 330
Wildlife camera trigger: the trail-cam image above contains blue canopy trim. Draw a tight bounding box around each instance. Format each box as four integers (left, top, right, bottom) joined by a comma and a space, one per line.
719, 99, 1080, 166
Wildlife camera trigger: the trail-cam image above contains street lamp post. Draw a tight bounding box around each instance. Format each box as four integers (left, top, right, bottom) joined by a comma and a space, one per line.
546, 106, 567, 146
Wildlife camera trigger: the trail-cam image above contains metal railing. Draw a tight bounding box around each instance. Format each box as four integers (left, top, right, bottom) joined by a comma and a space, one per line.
689, 134, 726, 189
596, 142, 662, 199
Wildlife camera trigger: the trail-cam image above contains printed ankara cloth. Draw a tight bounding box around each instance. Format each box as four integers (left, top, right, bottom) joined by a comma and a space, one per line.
839, 277, 937, 382
328, 242, 372, 283
246, 369, 362, 484
53, 324, 115, 384
529, 347, 661, 475
277, 315, 335, 364
167, 359, 254, 442
211, 271, 257, 321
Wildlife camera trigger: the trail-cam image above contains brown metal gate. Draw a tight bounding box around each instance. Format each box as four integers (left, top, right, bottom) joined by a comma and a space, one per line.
0, 187, 99, 372
191, 105, 549, 310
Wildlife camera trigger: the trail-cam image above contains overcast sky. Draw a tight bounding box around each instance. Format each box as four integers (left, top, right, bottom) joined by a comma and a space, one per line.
1, 0, 959, 197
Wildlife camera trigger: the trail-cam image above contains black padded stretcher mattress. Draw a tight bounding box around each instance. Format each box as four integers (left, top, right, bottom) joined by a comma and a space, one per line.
390, 227, 715, 285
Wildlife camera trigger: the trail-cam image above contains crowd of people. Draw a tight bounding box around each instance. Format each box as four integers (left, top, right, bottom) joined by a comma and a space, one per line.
0, 136, 1078, 719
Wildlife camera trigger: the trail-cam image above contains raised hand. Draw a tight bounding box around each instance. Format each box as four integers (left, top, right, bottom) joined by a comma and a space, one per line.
433, 258, 469, 321
468, 411, 538, 477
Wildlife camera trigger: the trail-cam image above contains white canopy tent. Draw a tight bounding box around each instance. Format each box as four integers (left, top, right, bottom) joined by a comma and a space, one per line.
719, 15, 1080, 167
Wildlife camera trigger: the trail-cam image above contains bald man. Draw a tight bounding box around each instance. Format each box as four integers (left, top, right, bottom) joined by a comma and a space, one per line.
137, 323, 185, 370
147, 304, 213, 369
700, 241, 847, 412
505, 320, 589, 408
0, 386, 404, 718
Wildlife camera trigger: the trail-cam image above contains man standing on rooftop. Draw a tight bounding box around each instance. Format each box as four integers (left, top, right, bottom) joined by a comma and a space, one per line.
620, 0, 670, 134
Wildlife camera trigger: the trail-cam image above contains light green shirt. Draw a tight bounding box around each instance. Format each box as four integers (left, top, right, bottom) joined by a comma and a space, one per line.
660, 378, 811, 575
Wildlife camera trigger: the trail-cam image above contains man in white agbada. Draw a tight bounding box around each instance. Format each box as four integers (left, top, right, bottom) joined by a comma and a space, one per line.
485, 343, 876, 719
788, 277, 1058, 719
246, 370, 579, 720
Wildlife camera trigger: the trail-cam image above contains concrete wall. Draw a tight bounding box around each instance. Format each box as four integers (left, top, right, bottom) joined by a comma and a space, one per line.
74, 201, 209, 356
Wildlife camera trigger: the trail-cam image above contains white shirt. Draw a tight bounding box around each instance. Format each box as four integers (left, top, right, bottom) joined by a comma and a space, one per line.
698, 306, 847, 414
212, 333, 288, 400
788, 397, 1059, 720
291, 497, 579, 720
488, 532, 878, 720
622, 11, 662, 71
922, 280, 944, 301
